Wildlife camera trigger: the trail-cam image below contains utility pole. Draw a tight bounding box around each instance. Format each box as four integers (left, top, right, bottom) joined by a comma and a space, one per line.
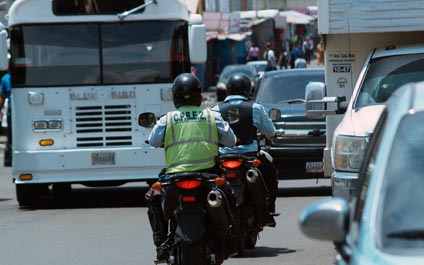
198, 0, 204, 14
242, 0, 247, 10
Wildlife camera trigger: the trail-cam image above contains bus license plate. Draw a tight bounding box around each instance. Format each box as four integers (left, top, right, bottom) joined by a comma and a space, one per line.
92, 152, 115, 165
306, 162, 323, 173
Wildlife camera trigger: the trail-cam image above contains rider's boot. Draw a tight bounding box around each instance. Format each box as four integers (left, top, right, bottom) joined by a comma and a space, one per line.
146, 189, 169, 261
156, 235, 172, 261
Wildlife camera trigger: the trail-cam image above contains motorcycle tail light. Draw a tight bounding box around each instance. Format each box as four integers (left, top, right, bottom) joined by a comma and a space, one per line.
182, 196, 196, 202
221, 160, 242, 169
176, 180, 201, 190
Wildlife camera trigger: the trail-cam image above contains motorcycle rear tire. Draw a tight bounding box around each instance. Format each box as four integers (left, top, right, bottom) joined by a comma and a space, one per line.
179, 241, 206, 265
233, 207, 246, 256
245, 233, 258, 249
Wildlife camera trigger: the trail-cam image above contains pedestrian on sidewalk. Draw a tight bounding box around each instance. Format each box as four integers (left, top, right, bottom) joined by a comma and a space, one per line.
246, 42, 260, 62
316, 40, 325, 66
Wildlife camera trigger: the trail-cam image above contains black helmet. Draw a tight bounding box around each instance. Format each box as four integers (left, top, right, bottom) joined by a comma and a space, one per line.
172, 73, 202, 108
226, 73, 252, 97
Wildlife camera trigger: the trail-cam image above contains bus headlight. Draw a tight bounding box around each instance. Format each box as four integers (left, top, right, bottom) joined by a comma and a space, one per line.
34, 120, 48, 130
28, 92, 44, 105
47, 120, 62, 130
33, 119, 63, 131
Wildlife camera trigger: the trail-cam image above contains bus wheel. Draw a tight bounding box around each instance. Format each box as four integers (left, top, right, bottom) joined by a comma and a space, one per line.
16, 184, 48, 207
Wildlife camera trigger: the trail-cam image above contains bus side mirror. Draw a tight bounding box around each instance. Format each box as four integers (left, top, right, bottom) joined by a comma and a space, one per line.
138, 112, 156, 128
189, 14, 206, 64
0, 30, 8, 71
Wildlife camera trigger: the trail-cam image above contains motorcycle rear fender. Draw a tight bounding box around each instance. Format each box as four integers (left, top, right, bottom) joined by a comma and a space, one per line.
228, 179, 245, 206
175, 208, 206, 244
229, 182, 244, 206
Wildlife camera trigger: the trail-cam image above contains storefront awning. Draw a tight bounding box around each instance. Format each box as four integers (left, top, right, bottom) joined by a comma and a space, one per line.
238, 9, 287, 29
206, 31, 250, 42
279, 10, 315, 25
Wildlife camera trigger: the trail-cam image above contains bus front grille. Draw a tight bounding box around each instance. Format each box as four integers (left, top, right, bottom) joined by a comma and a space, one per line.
75, 105, 133, 147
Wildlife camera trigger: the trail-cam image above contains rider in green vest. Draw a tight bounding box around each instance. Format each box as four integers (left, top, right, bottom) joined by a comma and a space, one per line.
163, 105, 219, 173
145, 73, 236, 261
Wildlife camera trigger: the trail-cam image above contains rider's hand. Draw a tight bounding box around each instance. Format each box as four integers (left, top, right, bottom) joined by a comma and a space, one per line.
265, 135, 275, 141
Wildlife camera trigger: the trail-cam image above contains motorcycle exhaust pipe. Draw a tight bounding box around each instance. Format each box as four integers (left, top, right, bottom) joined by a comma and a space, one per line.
246, 168, 259, 183
207, 190, 223, 208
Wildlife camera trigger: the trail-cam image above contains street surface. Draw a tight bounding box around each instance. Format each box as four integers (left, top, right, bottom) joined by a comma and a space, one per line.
0, 135, 335, 265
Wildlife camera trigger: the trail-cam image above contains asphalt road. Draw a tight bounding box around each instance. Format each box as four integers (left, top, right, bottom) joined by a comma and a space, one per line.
0, 84, 336, 265
0, 154, 336, 265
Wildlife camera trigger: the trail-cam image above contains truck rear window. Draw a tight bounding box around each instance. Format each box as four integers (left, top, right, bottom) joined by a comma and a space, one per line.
53, 0, 146, 15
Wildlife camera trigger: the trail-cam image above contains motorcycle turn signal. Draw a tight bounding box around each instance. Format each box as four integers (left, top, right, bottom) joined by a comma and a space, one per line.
151, 182, 163, 190
214, 177, 226, 186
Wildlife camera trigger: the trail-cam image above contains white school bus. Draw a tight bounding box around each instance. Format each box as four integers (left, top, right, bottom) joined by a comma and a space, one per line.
0, 0, 206, 206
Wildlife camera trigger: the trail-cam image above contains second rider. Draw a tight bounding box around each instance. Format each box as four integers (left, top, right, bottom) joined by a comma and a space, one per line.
211, 73, 279, 226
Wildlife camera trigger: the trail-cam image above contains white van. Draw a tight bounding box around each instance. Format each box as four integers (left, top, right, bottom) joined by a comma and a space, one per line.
306, 44, 424, 200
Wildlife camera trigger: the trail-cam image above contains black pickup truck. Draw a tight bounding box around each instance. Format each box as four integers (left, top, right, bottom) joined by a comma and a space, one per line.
253, 68, 326, 179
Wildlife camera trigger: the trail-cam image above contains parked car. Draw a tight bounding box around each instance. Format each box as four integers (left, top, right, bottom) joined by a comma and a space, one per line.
306, 44, 424, 200
247, 60, 269, 78
299, 81, 424, 265
252, 68, 325, 179
216, 64, 259, 101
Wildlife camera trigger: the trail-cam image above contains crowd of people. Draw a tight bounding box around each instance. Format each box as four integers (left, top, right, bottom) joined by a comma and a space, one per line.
246, 37, 325, 70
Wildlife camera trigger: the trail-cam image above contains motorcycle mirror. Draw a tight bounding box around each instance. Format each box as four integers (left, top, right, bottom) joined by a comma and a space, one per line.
138, 112, 156, 128
269, 108, 281, 121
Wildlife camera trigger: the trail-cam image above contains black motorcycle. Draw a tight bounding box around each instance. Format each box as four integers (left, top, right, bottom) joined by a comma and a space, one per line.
218, 153, 272, 255
151, 172, 235, 265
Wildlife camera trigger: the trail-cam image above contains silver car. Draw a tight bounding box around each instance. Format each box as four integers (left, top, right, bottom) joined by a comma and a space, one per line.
299, 81, 424, 264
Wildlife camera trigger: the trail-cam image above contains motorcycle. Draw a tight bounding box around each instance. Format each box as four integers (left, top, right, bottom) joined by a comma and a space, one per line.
151, 172, 236, 265
218, 152, 273, 256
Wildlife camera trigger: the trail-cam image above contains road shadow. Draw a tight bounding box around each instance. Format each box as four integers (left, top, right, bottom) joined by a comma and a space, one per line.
19, 181, 331, 210
20, 185, 150, 210
231, 246, 296, 259
278, 185, 332, 197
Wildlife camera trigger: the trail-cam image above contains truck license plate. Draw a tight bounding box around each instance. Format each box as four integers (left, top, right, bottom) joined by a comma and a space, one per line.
92, 152, 115, 165
306, 162, 323, 173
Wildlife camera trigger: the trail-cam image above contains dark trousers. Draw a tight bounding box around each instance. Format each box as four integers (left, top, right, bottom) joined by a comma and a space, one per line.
145, 166, 236, 247
258, 157, 278, 212
244, 152, 278, 212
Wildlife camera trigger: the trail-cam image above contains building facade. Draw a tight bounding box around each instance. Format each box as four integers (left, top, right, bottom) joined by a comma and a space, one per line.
202, 0, 317, 12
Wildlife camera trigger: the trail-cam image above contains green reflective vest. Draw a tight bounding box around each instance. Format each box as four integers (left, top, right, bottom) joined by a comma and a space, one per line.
164, 106, 219, 173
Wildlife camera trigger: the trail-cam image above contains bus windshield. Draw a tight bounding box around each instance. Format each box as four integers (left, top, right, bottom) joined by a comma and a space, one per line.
10, 21, 190, 87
